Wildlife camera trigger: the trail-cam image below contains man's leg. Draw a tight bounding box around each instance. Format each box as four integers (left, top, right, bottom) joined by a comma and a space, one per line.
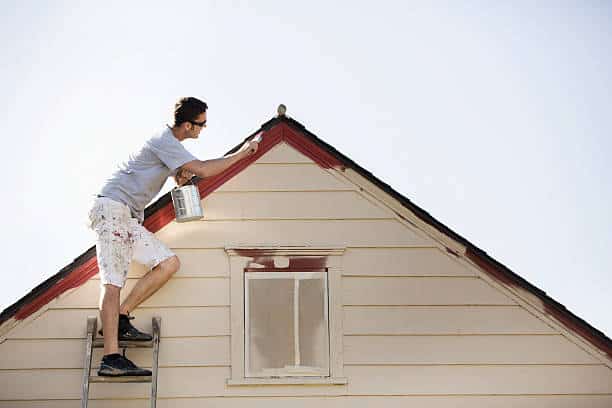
99, 284, 120, 355
90, 198, 151, 376
98, 282, 152, 376
120, 255, 180, 315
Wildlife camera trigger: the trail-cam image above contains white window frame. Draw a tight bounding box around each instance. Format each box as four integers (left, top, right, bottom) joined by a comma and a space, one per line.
225, 246, 347, 386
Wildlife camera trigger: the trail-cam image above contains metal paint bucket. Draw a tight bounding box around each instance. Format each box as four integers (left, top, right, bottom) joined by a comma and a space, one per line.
171, 184, 203, 222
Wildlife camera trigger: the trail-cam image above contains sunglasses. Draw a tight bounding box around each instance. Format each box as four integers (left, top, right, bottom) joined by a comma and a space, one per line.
189, 119, 207, 127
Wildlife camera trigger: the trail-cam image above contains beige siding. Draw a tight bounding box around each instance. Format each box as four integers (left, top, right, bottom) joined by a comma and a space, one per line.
0, 368, 346, 399
344, 365, 612, 394
0, 337, 230, 369
344, 247, 476, 276
122, 248, 229, 278
2, 396, 612, 408
53, 278, 229, 308
344, 334, 599, 364
254, 142, 314, 163
2, 365, 611, 399
167, 248, 230, 277
343, 276, 514, 305
7, 307, 229, 339
7, 332, 588, 370
344, 305, 556, 334
157, 219, 430, 248
217, 163, 354, 192
1, 143, 610, 406
203, 191, 391, 220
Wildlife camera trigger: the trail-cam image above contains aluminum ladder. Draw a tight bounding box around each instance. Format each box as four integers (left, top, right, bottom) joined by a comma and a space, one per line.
81, 316, 161, 408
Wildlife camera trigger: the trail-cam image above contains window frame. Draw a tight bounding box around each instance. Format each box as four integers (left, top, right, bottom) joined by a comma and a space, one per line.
225, 246, 347, 386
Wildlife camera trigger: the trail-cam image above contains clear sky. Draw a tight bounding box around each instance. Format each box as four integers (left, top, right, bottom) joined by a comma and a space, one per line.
1, 1, 610, 336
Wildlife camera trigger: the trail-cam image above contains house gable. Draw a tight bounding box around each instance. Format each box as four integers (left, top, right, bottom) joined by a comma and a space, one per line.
1, 114, 610, 373
1, 114, 612, 405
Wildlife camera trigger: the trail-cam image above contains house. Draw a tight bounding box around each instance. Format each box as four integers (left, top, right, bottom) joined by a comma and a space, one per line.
1, 111, 611, 407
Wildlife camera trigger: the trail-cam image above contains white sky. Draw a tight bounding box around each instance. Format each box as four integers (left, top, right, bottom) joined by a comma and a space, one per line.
1, 1, 610, 337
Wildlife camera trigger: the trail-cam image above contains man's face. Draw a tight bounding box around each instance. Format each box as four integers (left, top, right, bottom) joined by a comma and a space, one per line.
187, 111, 207, 139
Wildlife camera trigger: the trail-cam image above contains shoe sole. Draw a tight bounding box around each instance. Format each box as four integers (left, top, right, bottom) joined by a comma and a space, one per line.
98, 368, 152, 377
98, 331, 153, 342
120, 335, 153, 341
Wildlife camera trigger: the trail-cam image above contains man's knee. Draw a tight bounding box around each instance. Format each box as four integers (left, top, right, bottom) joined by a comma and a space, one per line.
160, 255, 180, 276
100, 284, 121, 309
101, 284, 121, 298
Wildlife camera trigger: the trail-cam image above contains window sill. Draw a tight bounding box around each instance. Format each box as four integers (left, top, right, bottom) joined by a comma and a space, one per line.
226, 377, 348, 386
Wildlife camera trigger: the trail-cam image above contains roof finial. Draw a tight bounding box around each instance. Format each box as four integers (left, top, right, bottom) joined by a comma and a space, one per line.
277, 104, 287, 117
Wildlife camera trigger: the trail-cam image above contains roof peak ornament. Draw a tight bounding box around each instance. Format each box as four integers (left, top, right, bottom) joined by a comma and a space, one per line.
277, 104, 287, 117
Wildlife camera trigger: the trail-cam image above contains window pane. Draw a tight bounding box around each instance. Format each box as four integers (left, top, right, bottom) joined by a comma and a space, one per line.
246, 273, 329, 377
248, 278, 294, 375
299, 278, 329, 374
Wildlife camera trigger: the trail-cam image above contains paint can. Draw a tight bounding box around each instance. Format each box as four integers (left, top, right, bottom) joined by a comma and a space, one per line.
171, 183, 203, 222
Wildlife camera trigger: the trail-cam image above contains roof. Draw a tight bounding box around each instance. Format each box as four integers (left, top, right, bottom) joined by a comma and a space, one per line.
1, 114, 610, 359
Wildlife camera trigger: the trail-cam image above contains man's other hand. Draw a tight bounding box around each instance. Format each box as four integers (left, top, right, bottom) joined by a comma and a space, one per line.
175, 168, 195, 186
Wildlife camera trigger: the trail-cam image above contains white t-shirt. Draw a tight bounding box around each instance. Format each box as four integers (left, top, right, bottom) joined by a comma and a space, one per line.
99, 127, 197, 222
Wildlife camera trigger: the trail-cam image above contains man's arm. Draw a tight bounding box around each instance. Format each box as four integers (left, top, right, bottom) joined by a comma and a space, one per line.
180, 139, 259, 180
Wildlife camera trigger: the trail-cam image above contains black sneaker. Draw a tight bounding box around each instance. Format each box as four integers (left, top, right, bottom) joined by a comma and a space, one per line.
98, 314, 153, 341
98, 353, 152, 377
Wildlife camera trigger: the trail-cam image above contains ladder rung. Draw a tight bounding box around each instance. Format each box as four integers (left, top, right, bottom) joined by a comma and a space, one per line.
89, 375, 152, 383
93, 338, 153, 348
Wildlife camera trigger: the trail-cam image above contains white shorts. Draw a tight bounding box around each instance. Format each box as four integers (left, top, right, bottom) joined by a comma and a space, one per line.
88, 197, 175, 288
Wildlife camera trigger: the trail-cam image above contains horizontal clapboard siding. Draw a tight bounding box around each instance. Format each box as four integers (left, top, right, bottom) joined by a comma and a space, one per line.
254, 142, 314, 163
52, 278, 229, 308
0, 333, 598, 370
156, 219, 430, 248
343, 277, 514, 305
150, 248, 230, 277
344, 305, 556, 334
217, 163, 354, 192
0, 368, 345, 399
1, 365, 611, 399
7, 307, 229, 339
344, 365, 612, 394
129, 248, 466, 278
202, 191, 391, 220
2, 395, 612, 408
105, 248, 229, 279
343, 334, 599, 364
0, 337, 230, 369
343, 248, 476, 276
11, 304, 556, 340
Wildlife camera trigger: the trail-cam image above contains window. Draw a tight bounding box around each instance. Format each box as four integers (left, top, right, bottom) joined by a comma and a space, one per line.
245, 271, 329, 377
226, 246, 347, 386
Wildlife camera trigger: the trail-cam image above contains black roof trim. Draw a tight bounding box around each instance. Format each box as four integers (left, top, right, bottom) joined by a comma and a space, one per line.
0, 245, 96, 326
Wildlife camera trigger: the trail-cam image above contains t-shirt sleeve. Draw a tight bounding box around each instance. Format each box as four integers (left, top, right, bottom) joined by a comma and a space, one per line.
147, 133, 198, 171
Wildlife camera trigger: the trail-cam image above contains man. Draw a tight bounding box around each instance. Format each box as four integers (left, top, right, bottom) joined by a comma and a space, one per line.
88, 97, 258, 376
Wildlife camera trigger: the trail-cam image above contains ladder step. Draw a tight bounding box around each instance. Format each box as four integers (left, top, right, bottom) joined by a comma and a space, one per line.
89, 375, 152, 383
93, 338, 153, 348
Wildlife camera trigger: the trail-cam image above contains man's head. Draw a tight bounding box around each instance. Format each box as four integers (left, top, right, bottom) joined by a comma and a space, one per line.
172, 97, 208, 140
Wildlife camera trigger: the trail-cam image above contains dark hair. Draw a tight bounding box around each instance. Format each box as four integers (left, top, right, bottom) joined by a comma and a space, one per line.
173, 97, 208, 126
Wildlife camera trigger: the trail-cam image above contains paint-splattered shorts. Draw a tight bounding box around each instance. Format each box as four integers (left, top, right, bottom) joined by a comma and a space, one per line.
88, 197, 175, 288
